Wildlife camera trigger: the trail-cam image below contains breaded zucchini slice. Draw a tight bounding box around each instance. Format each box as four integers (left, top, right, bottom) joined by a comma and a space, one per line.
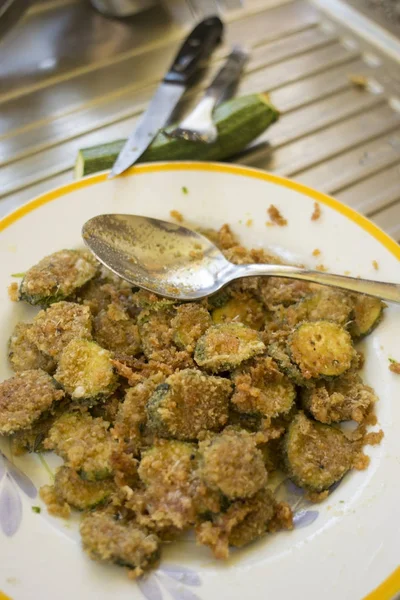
93, 307, 141, 356
301, 371, 377, 424
44, 412, 115, 480
283, 412, 354, 491
147, 369, 232, 440
139, 440, 197, 487
80, 512, 159, 572
0, 369, 64, 435
268, 341, 308, 387
285, 286, 353, 327
19, 249, 98, 307
137, 301, 176, 362
8, 322, 56, 374
138, 440, 198, 530
54, 466, 114, 510
212, 295, 265, 330
199, 428, 267, 500
232, 357, 296, 418
194, 323, 265, 372
55, 339, 117, 401
27, 301, 92, 360
350, 295, 384, 338
260, 277, 311, 310
289, 321, 355, 379
171, 304, 212, 351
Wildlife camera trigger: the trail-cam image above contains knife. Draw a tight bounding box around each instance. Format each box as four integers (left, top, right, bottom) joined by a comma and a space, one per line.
166, 45, 249, 144
109, 16, 223, 178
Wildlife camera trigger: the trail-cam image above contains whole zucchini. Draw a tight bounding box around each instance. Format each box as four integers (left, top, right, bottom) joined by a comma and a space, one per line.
75, 93, 279, 178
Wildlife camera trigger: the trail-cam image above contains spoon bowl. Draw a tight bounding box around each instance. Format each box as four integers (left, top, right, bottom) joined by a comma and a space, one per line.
83, 214, 400, 303
82, 214, 234, 300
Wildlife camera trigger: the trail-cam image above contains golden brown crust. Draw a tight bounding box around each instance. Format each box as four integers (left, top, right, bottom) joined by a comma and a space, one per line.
27, 301, 92, 359
8, 322, 56, 373
199, 428, 267, 499
0, 370, 64, 435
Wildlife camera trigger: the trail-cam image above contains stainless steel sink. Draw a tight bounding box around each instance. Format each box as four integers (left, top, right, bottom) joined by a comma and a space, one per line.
1, 0, 400, 240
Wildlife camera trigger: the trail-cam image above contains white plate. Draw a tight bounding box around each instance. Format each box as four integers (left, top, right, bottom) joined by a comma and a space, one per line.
0, 162, 399, 600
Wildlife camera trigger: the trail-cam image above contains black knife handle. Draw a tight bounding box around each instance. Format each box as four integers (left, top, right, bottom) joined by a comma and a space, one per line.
164, 16, 223, 86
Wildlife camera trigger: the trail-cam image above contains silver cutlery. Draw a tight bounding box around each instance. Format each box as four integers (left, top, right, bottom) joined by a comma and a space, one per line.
109, 16, 223, 177
82, 214, 400, 303
166, 45, 249, 143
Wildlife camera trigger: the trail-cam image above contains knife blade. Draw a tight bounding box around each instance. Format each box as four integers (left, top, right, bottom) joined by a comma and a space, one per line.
109, 16, 223, 178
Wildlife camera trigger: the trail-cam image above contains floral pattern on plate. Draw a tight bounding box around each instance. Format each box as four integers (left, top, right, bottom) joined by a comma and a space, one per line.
0, 452, 37, 536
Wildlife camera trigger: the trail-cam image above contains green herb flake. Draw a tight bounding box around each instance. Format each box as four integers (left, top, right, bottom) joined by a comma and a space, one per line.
32, 506, 41, 514
182, 186, 189, 195
11, 272, 25, 278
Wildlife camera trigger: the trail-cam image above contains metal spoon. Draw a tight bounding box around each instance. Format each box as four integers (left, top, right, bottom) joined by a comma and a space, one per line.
82, 214, 400, 303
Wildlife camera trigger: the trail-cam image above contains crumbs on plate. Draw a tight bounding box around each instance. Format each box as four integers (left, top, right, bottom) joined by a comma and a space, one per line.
312, 249, 321, 257
389, 358, 400, 374
372, 260, 379, 270
267, 204, 287, 227
170, 210, 184, 223
311, 202, 321, 221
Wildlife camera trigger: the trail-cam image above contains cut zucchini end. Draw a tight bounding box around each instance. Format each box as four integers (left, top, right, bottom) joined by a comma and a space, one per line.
289, 321, 355, 379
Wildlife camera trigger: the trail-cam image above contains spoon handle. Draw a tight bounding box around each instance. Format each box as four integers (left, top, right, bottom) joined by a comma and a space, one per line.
232, 263, 400, 304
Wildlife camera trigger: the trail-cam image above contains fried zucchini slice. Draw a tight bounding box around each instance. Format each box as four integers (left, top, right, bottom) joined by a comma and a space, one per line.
196, 488, 285, 559
232, 357, 296, 418
137, 440, 198, 529
137, 302, 177, 362
285, 287, 353, 327
8, 322, 56, 374
0, 369, 64, 435
199, 428, 267, 499
19, 249, 98, 307
212, 296, 265, 330
44, 412, 115, 480
93, 307, 141, 356
301, 371, 377, 423
283, 412, 354, 491
54, 339, 117, 402
194, 323, 265, 372
289, 321, 355, 379
147, 369, 232, 440
171, 304, 212, 351
260, 277, 311, 310
349, 295, 384, 338
27, 301, 92, 360
54, 466, 114, 510
80, 512, 159, 573
268, 341, 308, 387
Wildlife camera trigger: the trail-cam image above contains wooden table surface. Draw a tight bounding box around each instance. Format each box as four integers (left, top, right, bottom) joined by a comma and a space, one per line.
1, 0, 400, 242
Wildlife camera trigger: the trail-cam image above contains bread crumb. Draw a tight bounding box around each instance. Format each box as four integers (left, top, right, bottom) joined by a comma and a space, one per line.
311, 202, 321, 221
312, 248, 321, 257
8, 282, 19, 301
344, 270, 351, 275
389, 358, 400, 374
246, 219, 253, 227
316, 264, 327, 272
182, 186, 188, 195
372, 260, 379, 270
170, 210, 183, 223
267, 205, 287, 226
348, 74, 368, 89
